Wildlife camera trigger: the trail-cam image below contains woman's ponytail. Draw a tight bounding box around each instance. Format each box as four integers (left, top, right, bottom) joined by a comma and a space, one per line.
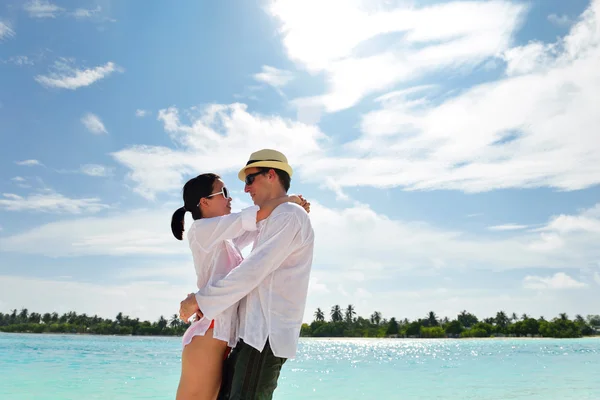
171, 206, 187, 240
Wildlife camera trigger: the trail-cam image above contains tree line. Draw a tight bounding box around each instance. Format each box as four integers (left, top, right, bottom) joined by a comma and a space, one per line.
301, 305, 600, 339
0, 309, 190, 336
2, 307, 599, 339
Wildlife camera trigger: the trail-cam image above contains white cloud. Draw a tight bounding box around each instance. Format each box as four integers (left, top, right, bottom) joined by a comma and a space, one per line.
548, 14, 573, 27
0, 21, 15, 41
297, 0, 600, 194
11, 176, 25, 182
254, 65, 294, 89
0, 191, 109, 214
523, 272, 587, 290
2, 201, 600, 322
0, 206, 184, 257
502, 41, 557, 76
35, 59, 122, 90
135, 109, 148, 117
111, 103, 328, 199
81, 113, 108, 134
24, 0, 63, 18
15, 159, 42, 167
0, 275, 191, 322
71, 6, 101, 19
488, 224, 528, 231
3, 199, 598, 274
268, 0, 527, 113
80, 164, 111, 177
5, 55, 34, 66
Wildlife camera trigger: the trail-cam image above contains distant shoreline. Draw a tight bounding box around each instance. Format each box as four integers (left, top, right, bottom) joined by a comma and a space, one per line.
3, 331, 599, 340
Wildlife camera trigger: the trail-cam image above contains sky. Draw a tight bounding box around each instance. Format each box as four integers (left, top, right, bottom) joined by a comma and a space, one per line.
1, 0, 599, 324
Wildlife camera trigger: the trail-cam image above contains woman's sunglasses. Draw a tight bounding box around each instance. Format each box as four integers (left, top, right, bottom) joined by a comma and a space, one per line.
206, 186, 229, 199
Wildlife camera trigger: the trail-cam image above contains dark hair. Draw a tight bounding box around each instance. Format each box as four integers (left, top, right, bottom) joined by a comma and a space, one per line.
259, 167, 291, 192
171, 173, 220, 240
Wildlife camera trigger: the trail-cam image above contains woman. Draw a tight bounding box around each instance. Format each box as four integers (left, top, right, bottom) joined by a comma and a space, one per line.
170, 173, 309, 400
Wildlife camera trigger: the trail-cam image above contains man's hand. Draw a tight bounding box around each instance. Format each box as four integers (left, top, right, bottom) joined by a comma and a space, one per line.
179, 293, 203, 322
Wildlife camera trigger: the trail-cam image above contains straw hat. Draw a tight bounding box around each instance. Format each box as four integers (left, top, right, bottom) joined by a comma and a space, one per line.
238, 149, 293, 181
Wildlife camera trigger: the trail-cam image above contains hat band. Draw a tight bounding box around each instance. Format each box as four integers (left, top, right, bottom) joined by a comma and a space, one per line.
246, 159, 285, 166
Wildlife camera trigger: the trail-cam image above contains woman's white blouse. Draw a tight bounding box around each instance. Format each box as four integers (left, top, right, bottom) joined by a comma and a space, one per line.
185, 205, 259, 346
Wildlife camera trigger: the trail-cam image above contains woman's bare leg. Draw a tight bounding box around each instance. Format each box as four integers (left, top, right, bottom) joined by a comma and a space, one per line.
176, 328, 229, 400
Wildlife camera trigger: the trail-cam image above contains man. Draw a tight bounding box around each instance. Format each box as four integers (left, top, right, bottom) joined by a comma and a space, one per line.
179, 149, 315, 399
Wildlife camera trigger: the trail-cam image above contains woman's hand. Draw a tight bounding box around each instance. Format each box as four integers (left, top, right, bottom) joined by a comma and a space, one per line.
179, 293, 202, 322
289, 194, 311, 213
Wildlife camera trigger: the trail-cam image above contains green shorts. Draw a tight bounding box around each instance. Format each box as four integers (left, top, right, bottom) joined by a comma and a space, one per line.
218, 339, 287, 400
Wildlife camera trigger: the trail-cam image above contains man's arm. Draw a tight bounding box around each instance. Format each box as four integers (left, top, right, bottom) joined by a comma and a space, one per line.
194, 211, 303, 320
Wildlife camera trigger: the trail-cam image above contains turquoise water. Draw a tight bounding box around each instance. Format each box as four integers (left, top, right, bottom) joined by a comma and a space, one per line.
1, 334, 599, 399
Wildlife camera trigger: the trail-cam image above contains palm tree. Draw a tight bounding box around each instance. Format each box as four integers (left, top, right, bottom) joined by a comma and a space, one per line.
19, 308, 29, 323
157, 315, 168, 330
427, 311, 438, 326
511, 312, 518, 322
521, 313, 529, 321
42, 313, 52, 324
495, 311, 509, 329
370, 311, 382, 325
314, 308, 325, 322
345, 304, 356, 323
169, 314, 180, 328
386, 317, 399, 335
331, 305, 343, 322
558, 313, 568, 321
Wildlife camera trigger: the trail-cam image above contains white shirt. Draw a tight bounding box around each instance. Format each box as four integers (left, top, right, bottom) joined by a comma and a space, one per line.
186, 205, 260, 347
196, 202, 315, 359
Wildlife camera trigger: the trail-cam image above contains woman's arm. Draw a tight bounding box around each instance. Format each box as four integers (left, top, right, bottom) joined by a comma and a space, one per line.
256, 195, 310, 222
192, 195, 310, 252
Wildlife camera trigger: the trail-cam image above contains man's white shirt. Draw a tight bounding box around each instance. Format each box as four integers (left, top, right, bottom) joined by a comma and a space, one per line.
196, 202, 315, 359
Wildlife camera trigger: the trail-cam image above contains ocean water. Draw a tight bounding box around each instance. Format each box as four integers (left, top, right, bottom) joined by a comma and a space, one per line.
1, 334, 599, 399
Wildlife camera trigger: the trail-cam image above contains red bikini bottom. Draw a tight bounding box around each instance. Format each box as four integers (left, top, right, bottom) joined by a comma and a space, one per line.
207, 320, 231, 360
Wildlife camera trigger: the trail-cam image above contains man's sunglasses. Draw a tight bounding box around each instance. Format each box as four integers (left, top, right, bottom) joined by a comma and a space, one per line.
245, 171, 267, 186
206, 186, 229, 199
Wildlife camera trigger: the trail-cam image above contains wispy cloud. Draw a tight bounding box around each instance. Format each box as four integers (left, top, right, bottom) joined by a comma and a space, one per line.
35, 59, 122, 90
548, 14, 573, 27
488, 224, 529, 231
0, 191, 109, 214
71, 6, 101, 19
15, 159, 43, 167
112, 103, 328, 199
3, 55, 34, 66
523, 272, 587, 289
11, 176, 25, 182
0, 21, 15, 41
80, 164, 111, 177
0, 274, 191, 322
297, 0, 600, 194
135, 109, 148, 117
81, 113, 108, 134
254, 65, 294, 92
24, 0, 63, 19
268, 0, 527, 113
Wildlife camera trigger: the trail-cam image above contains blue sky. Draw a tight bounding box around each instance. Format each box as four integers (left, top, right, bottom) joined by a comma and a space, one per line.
1, 0, 599, 323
